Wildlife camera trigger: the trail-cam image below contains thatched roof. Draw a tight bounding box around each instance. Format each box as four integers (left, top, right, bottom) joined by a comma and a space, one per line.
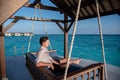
50, 0, 120, 20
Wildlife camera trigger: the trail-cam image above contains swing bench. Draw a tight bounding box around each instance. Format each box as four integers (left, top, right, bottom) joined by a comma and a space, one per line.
26, 52, 105, 80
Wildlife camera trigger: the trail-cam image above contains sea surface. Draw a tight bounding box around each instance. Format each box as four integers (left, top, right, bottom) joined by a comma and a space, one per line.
4, 34, 120, 67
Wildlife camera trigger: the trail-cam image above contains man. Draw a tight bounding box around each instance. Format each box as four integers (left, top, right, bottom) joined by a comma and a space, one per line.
35, 36, 81, 70
35, 36, 59, 70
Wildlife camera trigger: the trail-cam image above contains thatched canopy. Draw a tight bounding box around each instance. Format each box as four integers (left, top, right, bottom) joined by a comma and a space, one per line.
50, 0, 120, 20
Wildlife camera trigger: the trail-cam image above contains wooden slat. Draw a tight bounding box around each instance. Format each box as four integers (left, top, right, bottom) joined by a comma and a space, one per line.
87, 72, 90, 80
98, 69, 101, 80
93, 69, 96, 80
81, 75, 84, 80
108, 0, 114, 10
0, 0, 28, 25
102, 66, 105, 80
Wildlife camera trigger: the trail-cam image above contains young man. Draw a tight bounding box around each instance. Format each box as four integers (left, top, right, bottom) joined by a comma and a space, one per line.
35, 36, 81, 70
35, 36, 59, 70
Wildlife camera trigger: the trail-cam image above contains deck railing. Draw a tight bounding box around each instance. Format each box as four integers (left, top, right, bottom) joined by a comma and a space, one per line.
65, 63, 104, 80
26, 53, 105, 80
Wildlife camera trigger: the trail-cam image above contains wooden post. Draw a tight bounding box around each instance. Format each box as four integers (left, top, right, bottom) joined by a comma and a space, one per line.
64, 13, 68, 59
0, 25, 7, 79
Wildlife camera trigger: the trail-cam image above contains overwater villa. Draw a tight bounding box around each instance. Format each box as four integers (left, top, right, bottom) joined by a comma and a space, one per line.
5, 32, 33, 36
0, 0, 120, 80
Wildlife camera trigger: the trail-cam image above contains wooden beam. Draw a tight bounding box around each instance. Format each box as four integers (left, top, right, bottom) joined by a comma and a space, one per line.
39, 4, 64, 13
0, 25, 4, 38
0, 0, 28, 25
4, 19, 19, 33
55, 22, 64, 32
108, 0, 114, 10
64, 13, 68, 59
67, 21, 74, 32
24, 2, 64, 12
10, 16, 65, 23
28, 0, 40, 7
0, 25, 6, 79
61, 0, 98, 11
99, 1, 106, 13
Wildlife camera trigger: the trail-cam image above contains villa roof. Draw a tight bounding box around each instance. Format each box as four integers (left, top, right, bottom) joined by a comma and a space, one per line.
50, 0, 120, 20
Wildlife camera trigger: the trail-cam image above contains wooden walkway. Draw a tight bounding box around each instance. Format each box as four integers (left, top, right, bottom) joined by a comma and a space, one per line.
6, 56, 120, 80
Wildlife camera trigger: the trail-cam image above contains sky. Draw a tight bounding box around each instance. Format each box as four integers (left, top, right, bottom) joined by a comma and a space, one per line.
4, 0, 120, 34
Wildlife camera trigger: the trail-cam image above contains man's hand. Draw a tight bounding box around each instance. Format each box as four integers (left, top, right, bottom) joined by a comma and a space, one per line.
50, 63, 54, 70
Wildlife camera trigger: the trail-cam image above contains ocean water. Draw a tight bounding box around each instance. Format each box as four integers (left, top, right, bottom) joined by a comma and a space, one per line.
4, 34, 120, 67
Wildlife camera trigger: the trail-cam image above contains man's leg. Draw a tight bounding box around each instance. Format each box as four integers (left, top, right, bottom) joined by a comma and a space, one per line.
70, 58, 82, 64
59, 58, 82, 68
60, 58, 82, 64
36, 62, 54, 70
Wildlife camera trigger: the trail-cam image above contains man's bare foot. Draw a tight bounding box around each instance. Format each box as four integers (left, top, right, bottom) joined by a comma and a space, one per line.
72, 58, 82, 64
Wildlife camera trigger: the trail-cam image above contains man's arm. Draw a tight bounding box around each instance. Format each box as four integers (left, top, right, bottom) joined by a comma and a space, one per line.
51, 59, 59, 65
36, 62, 54, 70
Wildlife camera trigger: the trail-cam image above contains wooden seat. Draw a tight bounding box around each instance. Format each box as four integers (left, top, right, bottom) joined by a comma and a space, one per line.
26, 53, 105, 80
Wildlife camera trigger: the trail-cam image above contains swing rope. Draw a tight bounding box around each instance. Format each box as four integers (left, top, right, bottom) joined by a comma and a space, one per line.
95, 0, 108, 80
63, 0, 81, 80
38, 3, 53, 50
27, 6, 37, 52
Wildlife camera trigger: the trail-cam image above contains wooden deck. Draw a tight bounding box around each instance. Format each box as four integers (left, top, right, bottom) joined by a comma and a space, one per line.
6, 56, 33, 80
6, 56, 120, 80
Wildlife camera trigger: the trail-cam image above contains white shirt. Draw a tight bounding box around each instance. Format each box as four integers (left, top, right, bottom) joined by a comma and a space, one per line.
35, 46, 52, 64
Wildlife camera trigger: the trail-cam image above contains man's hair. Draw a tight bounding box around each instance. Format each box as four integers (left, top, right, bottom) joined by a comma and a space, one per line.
39, 36, 48, 45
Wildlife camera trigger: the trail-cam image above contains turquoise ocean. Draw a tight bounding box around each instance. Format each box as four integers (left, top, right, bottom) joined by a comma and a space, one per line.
4, 34, 120, 67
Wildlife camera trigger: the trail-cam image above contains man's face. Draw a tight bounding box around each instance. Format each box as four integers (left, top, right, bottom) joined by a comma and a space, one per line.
43, 40, 50, 48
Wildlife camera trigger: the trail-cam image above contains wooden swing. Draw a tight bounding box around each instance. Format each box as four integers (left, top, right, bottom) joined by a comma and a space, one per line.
26, 52, 104, 80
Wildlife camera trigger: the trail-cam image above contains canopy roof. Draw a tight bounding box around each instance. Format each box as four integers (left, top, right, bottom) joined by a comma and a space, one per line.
0, 0, 120, 25
50, 0, 120, 20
